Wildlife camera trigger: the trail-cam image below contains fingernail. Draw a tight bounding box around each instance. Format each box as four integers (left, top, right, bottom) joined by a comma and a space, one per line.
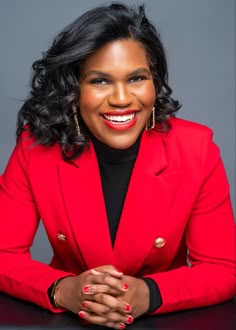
115, 269, 123, 273
126, 315, 133, 324
123, 283, 129, 290
82, 301, 86, 308
78, 311, 85, 318
125, 303, 131, 312
83, 285, 90, 293
120, 324, 126, 329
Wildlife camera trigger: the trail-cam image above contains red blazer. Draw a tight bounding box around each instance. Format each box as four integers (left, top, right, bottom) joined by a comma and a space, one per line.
0, 118, 235, 314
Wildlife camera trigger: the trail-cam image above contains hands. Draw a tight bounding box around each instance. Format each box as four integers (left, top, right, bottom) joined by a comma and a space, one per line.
55, 265, 149, 329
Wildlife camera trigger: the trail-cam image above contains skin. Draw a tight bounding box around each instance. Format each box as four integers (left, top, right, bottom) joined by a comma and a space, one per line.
79, 39, 156, 149
56, 265, 149, 329
56, 40, 156, 328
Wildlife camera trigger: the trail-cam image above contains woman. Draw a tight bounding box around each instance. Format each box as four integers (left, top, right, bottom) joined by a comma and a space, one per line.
0, 2, 235, 329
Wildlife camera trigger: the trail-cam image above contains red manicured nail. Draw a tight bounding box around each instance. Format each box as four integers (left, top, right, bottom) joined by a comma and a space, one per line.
116, 269, 123, 273
123, 283, 129, 290
82, 301, 86, 308
83, 285, 90, 293
126, 315, 133, 324
78, 311, 85, 318
120, 324, 126, 329
125, 304, 131, 312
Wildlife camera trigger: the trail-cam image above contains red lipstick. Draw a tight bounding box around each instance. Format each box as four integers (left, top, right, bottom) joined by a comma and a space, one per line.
102, 109, 139, 116
101, 110, 138, 131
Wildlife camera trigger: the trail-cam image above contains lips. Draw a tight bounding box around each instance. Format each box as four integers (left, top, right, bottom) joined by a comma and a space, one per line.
101, 110, 138, 130
103, 113, 135, 124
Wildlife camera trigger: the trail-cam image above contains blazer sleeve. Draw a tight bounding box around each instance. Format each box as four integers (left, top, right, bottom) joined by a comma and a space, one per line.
144, 131, 236, 314
0, 133, 74, 312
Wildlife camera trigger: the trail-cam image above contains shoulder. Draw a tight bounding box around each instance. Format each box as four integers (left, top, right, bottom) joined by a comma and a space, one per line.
165, 117, 215, 151
162, 117, 220, 164
167, 117, 213, 139
16, 130, 61, 165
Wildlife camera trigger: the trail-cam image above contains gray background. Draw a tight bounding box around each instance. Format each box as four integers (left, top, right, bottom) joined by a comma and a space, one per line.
0, 0, 235, 262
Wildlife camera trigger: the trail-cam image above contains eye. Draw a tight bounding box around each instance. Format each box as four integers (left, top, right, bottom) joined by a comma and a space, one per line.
129, 75, 147, 84
89, 78, 110, 85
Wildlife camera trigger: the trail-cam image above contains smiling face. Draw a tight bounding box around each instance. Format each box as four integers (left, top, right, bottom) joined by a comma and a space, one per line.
79, 39, 156, 149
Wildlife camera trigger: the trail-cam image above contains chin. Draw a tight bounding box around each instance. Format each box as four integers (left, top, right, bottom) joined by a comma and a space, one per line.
106, 135, 139, 150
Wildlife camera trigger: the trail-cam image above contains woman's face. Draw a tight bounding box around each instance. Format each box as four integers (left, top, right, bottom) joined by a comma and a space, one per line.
79, 39, 156, 149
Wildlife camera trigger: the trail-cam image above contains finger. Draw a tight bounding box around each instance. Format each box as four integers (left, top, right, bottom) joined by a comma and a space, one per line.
82, 300, 131, 320
84, 291, 132, 315
91, 267, 123, 278
82, 284, 121, 295
80, 309, 133, 326
81, 300, 110, 315
92, 265, 123, 276
92, 292, 124, 310
92, 293, 131, 315
102, 311, 133, 324
78, 311, 127, 329
118, 301, 132, 314
89, 272, 129, 291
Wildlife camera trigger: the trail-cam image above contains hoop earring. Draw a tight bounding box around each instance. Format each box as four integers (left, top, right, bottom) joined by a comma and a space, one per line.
72, 104, 81, 136
145, 107, 156, 131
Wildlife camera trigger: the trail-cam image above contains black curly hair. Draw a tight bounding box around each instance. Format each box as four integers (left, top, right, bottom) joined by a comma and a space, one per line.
17, 2, 181, 160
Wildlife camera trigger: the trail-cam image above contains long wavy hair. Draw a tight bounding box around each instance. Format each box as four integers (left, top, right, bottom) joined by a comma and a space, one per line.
17, 2, 181, 160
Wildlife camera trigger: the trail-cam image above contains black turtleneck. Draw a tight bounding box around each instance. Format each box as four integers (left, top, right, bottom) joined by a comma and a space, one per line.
90, 134, 162, 313
91, 134, 141, 246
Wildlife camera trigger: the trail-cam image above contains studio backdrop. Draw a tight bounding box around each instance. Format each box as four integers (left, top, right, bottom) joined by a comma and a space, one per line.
0, 0, 235, 262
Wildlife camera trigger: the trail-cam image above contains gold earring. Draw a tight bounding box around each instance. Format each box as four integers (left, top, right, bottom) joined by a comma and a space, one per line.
72, 104, 81, 136
145, 107, 156, 131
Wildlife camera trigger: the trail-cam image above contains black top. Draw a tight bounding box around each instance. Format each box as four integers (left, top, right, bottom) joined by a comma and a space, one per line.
91, 133, 162, 313
91, 134, 140, 246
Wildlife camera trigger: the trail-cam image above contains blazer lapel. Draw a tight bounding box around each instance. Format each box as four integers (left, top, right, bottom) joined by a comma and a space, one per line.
58, 130, 182, 274
113, 130, 182, 275
58, 143, 115, 270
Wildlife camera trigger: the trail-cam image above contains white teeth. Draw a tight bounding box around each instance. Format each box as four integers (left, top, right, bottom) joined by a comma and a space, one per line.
103, 113, 135, 123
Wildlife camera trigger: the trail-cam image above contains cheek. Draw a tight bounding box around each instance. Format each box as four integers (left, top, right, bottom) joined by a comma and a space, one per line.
79, 88, 107, 115
136, 83, 156, 106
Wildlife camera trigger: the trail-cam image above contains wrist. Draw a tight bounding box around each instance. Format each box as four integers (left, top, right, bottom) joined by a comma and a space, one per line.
49, 276, 73, 309
141, 277, 162, 313
137, 278, 150, 314
48, 278, 63, 309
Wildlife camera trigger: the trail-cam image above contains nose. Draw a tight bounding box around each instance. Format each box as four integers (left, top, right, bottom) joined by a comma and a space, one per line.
108, 82, 132, 108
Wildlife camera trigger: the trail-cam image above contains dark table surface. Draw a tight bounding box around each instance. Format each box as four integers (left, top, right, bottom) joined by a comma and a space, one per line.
0, 293, 235, 329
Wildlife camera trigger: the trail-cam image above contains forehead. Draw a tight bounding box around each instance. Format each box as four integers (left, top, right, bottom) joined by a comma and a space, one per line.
80, 39, 150, 74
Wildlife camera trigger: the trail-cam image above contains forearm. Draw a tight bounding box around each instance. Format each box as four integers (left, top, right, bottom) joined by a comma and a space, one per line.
0, 252, 75, 312
144, 263, 236, 314
141, 278, 162, 313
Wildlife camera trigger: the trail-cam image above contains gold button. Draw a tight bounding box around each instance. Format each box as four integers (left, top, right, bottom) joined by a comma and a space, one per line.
57, 233, 66, 241
154, 237, 166, 248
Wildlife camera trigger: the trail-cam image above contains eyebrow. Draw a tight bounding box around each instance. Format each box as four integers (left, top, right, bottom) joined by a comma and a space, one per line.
83, 67, 152, 79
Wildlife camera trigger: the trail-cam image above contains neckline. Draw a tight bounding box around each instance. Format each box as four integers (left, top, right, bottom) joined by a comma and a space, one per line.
90, 133, 142, 164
